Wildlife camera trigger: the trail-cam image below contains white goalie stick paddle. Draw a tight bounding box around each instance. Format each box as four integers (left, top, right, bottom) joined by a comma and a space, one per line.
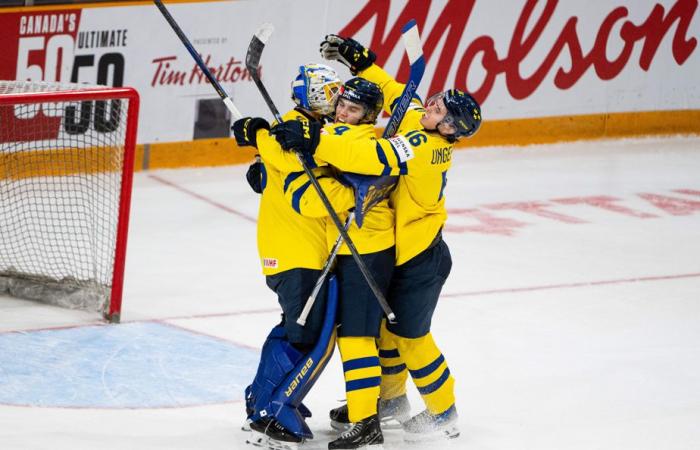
244, 24, 396, 323
297, 20, 426, 326
153, 0, 242, 120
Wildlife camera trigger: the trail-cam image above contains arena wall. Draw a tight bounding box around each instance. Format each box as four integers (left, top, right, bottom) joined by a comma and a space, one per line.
1, 0, 698, 169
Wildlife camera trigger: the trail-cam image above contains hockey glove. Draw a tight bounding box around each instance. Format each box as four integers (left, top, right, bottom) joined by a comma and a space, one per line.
320, 34, 376, 74
270, 119, 321, 156
246, 155, 263, 194
232, 117, 270, 148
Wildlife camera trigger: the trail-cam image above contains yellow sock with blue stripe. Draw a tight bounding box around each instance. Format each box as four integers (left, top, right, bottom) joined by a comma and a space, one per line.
394, 332, 455, 415
337, 336, 381, 422
377, 320, 408, 400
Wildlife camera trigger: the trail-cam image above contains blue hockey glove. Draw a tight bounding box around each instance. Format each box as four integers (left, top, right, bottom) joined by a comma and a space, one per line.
232, 117, 269, 148
320, 34, 376, 75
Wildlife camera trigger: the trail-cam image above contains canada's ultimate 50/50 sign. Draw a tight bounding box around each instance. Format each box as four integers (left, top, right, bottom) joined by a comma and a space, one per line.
0, 0, 697, 145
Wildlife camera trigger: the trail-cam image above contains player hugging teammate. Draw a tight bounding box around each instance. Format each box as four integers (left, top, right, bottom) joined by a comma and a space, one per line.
232, 32, 481, 450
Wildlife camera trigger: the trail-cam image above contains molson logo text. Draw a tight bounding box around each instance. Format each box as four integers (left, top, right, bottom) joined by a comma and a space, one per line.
339, 0, 698, 103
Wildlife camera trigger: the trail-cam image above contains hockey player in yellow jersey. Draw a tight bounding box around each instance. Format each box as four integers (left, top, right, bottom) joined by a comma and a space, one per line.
271, 37, 482, 443
230, 63, 343, 446
272, 77, 394, 450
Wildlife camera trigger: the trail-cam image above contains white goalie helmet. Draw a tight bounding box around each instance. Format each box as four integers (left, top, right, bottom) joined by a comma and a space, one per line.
291, 63, 342, 116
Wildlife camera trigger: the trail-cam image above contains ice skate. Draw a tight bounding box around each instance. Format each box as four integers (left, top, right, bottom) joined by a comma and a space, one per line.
402, 405, 459, 442
328, 414, 383, 449
330, 394, 410, 431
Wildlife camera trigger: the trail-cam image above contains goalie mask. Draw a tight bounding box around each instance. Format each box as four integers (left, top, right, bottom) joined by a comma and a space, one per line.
337, 77, 384, 124
291, 63, 342, 116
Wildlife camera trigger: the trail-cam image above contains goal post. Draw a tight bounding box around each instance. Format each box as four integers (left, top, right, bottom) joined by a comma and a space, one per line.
0, 81, 140, 323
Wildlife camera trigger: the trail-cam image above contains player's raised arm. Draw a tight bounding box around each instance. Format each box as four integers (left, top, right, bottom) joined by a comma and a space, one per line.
320, 34, 412, 116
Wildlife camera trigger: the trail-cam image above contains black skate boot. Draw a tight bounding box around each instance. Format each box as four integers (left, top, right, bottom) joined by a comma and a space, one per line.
330, 395, 410, 431
328, 414, 383, 449
246, 418, 303, 450
402, 404, 459, 442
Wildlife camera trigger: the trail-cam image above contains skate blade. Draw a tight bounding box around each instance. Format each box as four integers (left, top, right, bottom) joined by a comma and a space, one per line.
330, 419, 352, 432
403, 425, 460, 443
331, 417, 405, 432
245, 430, 302, 450
379, 413, 411, 430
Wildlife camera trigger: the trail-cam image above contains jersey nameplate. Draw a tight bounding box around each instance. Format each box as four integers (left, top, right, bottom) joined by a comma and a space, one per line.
388, 135, 415, 163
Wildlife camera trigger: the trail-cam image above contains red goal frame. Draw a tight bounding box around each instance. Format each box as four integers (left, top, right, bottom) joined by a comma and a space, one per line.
0, 86, 140, 322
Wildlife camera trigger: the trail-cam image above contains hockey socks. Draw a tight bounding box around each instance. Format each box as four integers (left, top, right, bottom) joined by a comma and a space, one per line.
377, 320, 408, 401
391, 330, 456, 415
337, 336, 381, 423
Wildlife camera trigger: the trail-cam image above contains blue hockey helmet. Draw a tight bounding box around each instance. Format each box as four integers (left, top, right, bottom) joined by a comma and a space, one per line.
337, 77, 384, 124
427, 89, 482, 139
291, 63, 342, 116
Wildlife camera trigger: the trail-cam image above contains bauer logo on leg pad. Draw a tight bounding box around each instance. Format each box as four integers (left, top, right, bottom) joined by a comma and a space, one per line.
388, 135, 415, 162
285, 357, 314, 397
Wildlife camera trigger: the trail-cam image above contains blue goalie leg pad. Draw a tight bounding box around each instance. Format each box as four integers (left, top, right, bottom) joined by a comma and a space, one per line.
256, 275, 339, 440
247, 324, 305, 420
298, 401, 312, 418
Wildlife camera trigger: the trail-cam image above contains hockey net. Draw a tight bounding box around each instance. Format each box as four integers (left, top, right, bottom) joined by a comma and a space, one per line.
0, 81, 139, 322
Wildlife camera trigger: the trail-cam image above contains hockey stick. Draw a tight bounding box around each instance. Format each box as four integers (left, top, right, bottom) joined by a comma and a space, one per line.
297, 20, 425, 326
245, 24, 396, 322
153, 0, 242, 120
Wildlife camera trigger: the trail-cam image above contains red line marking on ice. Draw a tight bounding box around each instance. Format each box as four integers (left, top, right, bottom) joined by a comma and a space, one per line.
148, 174, 257, 223
441, 272, 700, 298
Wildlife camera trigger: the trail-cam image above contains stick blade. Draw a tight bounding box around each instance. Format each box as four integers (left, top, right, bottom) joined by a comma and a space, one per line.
401, 19, 423, 65
246, 23, 274, 71
255, 23, 274, 44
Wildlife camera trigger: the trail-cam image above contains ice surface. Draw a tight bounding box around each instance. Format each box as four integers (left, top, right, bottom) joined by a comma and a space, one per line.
2, 136, 699, 449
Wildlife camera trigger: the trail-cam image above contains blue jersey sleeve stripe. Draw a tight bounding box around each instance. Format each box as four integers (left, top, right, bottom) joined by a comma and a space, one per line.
438, 170, 447, 201
375, 142, 392, 176
304, 153, 318, 169
283, 171, 305, 193
260, 163, 267, 192
386, 139, 408, 175
291, 181, 312, 214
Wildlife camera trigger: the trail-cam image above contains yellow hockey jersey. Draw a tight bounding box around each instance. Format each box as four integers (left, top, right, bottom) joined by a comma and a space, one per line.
283, 122, 395, 256
252, 109, 328, 275
312, 65, 454, 265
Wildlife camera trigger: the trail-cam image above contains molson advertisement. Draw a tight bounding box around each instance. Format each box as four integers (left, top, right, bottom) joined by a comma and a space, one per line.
0, 0, 698, 163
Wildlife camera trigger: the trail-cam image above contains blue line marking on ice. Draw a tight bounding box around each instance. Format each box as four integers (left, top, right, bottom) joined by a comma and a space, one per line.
0, 322, 259, 408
